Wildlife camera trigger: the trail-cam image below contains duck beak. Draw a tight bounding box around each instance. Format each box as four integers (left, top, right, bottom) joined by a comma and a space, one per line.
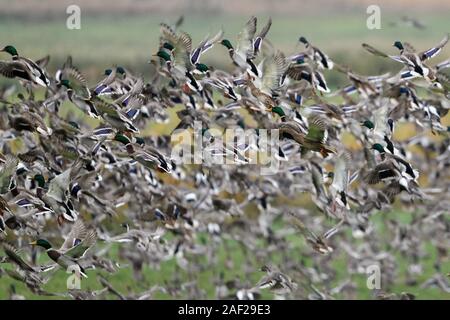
29, 241, 37, 245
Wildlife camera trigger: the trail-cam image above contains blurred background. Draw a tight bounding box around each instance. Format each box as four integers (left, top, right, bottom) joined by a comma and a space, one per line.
0, 0, 449, 87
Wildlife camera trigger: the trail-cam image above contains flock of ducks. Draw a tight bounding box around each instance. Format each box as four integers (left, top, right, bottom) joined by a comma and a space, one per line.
0, 16, 449, 300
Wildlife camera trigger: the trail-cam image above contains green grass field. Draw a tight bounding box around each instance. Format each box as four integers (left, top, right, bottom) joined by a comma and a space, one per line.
1, 209, 449, 300
0, 11, 449, 300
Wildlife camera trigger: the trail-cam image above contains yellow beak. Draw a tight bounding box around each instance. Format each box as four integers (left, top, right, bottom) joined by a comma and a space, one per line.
29, 241, 37, 245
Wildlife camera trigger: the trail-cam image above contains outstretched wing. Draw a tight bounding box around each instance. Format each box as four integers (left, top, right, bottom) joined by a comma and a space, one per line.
306, 115, 327, 143
331, 153, 350, 193
60, 219, 88, 252
173, 31, 192, 69
64, 228, 97, 259
419, 34, 449, 61
3, 243, 35, 272
362, 43, 404, 64
190, 29, 223, 65
0, 61, 30, 80
260, 51, 288, 95
236, 16, 257, 58
253, 17, 272, 56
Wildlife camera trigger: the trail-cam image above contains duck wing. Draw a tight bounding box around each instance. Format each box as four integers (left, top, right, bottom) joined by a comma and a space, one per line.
236, 16, 257, 59
64, 228, 97, 259
60, 219, 88, 252
419, 34, 449, 61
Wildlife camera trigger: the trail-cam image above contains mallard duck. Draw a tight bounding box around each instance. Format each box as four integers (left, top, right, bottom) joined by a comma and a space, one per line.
91, 67, 124, 96
30, 219, 97, 277
286, 58, 330, 93
365, 144, 418, 193
56, 58, 91, 99
252, 264, 297, 295
220, 16, 272, 76
334, 63, 389, 98
8, 110, 53, 137
277, 115, 336, 157
94, 99, 139, 133
158, 23, 222, 79
362, 34, 449, 80
2, 242, 36, 272
0, 195, 15, 233
329, 153, 351, 212
298, 36, 334, 70
244, 50, 288, 110
252, 50, 288, 96
38, 163, 84, 222
289, 212, 342, 254
100, 223, 164, 251
1, 243, 56, 295
125, 141, 172, 173
360, 103, 394, 141
389, 16, 426, 30
60, 80, 99, 118
0, 45, 50, 87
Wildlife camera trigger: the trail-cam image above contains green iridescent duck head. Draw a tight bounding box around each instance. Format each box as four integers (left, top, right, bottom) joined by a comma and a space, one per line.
155, 50, 171, 62
134, 136, 145, 147
272, 106, 286, 118
195, 63, 209, 73
114, 133, 131, 145
60, 79, 72, 89
361, 120, 375, 130
220, 39, 233, 50
116, 66, 126, 75
299, 36, 308, 45
33, 174, 46, 188
162, 42, 175, 51
29, 239, 52, 250
1, 45, 18, 57
393, 41, 404, 51
372, 143, 385, 153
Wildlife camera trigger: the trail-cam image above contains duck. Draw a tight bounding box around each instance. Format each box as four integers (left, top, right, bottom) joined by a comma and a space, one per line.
360, 103, 394, 141
30, 219, 97, 277
329, 153, 351, 213
364, 143, 419, 193
277, 115, 336, 157
158, 23, 222, 79
362, 34, 449, 80
245, 50, 288, 108
286, 57, 330, 93
0, 45, 50, 87
91, 67, 124, 96
94, 99, 139, 133
114, 134, 172, 173
220, 16, 272, 76
252, 264, 297, 296
298, 36, 334, 70
56, 58, 91, 99
1, 243, 56, 295
333, 63, 389, 98
8, 111, 52, 137
289, 212, 343, 254
60, 79, 99, 118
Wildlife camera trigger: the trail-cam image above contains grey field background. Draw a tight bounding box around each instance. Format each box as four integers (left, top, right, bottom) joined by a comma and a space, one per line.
0, 0, 449, 299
